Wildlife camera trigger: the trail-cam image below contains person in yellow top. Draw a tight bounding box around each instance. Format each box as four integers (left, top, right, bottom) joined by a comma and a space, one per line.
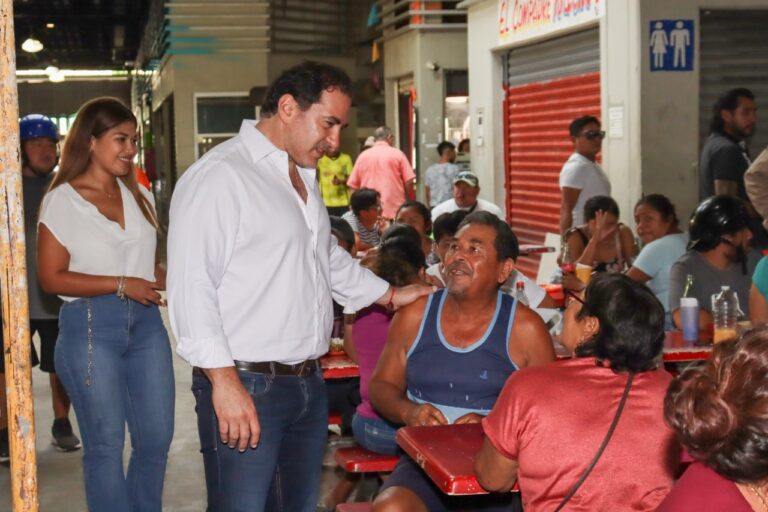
318, 149, 353, 216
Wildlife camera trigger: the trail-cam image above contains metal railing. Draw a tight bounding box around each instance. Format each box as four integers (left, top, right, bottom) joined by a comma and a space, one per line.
373, 0, 467, 41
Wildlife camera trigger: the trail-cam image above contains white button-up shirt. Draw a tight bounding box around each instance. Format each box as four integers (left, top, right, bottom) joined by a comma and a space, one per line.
168, 121, 388, 367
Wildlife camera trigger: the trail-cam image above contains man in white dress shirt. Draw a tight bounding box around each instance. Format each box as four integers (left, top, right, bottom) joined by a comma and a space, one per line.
167, 62, 431, 512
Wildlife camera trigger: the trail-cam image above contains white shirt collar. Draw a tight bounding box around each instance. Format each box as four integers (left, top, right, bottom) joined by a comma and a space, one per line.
237, 120, 315, 175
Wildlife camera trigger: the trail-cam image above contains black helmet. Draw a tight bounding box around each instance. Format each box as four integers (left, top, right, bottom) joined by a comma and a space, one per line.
688, 195, 751, 251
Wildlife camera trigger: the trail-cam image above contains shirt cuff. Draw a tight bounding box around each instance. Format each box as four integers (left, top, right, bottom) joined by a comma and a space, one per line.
175, 335, 235, 368
342, 275, 390, 314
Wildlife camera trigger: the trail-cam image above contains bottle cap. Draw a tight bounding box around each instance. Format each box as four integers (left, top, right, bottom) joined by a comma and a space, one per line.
681, 297, 699, 307
721, 285, 730, 291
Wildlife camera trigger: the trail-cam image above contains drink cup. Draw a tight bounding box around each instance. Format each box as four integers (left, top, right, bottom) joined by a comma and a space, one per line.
575, 263, 592, 284
680, 297, 699, 345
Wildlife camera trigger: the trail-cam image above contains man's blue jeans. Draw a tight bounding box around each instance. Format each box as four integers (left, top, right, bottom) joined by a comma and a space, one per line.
193, 366, 328, 512
55, 295, 175, 512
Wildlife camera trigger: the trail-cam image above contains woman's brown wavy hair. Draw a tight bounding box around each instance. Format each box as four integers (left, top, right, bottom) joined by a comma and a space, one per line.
50, 97, 159, 230
664, 326, 768, 482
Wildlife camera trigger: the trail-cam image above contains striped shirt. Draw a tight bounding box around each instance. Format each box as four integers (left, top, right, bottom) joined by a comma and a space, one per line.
342, 211, 381, 247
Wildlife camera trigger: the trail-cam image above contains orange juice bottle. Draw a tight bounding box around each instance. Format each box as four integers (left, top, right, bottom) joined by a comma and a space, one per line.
712, 286, 738, 344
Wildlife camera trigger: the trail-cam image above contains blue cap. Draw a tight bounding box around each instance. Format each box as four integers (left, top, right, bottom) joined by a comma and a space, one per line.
20, 114, 59, 142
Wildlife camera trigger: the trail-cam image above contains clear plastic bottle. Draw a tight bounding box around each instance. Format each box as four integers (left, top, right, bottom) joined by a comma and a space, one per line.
712, 285, 738, 344
515, 281, 529, 307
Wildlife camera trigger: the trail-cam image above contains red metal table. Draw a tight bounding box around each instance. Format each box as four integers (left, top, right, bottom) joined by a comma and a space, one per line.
321, 353, 360, 379
553, 332, 713, 363
396, 423, 494, 496
661, 330, 713, 363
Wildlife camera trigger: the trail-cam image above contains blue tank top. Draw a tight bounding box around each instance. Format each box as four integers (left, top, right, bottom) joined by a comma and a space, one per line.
406, 289, 519, 423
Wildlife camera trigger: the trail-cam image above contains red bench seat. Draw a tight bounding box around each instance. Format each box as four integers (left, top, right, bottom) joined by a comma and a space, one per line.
334, 446, 399, 473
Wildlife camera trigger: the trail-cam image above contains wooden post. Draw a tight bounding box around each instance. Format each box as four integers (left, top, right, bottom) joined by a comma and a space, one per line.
0, 0, 40, 510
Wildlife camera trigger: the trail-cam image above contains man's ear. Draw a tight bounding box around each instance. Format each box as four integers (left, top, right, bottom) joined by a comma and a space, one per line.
277, 93, 299, 123
721, 109, 734, 126
498, 258, 514, 284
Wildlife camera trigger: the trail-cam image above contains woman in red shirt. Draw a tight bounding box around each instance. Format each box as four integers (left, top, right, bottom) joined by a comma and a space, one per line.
659, 329, 768, 511
476, 274, 679, 511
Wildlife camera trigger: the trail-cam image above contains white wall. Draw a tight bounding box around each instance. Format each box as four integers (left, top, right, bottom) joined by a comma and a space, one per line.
383, 29, 468, 201
601, 0, 643, 228
384, 30, 419, 137
414, 31, 469, 179
465, 0, 506, 212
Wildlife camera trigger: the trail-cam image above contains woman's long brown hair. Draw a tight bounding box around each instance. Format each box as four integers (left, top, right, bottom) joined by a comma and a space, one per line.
50, 97, 159, 230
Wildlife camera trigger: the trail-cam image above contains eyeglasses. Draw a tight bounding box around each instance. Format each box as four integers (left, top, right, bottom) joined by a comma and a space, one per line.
564, 289, 586, 308
582, 130, 606, 141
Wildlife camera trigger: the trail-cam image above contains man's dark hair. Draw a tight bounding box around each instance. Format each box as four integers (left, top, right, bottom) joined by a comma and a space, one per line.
261, 61, 352, 116
584, 195, 620, 221
436, 141, 455, 157
433, 210, 469, 243
457, 211, 519, 262
569, 115, 601, 137
329, 215, 355, 252
381, 222, 422, 249
710, 88, 754, 133
574, 274, 664, 373
349, 188, 380, 216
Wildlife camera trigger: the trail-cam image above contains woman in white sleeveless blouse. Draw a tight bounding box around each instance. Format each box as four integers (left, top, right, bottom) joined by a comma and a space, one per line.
37, 97, 174, 512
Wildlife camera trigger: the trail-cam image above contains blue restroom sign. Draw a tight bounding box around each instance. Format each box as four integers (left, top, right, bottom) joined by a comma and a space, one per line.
649, 20, 694, 72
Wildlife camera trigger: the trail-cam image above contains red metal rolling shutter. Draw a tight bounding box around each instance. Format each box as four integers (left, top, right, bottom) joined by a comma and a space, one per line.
504, 29, 600, 278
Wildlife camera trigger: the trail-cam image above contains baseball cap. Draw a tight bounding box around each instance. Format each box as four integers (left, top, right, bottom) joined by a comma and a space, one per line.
454, 171, 478, 187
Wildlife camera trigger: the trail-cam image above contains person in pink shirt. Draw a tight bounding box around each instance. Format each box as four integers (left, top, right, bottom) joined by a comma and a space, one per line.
348, 126, 416, 220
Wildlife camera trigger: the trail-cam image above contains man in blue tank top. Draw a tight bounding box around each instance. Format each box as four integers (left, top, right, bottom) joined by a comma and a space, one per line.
370, 211, 556, 512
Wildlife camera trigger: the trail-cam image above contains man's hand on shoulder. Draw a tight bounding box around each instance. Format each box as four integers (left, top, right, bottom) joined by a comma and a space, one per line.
377, 284, 436, 311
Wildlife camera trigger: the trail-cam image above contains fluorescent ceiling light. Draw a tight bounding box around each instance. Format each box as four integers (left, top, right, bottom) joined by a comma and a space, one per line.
21, 38, 43, 53
17, 69, 129, 78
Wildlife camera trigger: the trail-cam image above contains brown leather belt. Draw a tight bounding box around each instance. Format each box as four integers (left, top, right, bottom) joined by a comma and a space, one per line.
234, 359, 319, 378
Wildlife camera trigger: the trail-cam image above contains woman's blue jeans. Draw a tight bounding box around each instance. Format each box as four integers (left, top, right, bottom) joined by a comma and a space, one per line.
55, 295, 175, 512
352, 413, 400, 455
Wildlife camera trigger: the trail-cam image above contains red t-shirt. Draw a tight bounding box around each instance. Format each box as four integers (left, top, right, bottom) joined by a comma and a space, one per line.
657, 462, 752, 511
482, 358, 679, 511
